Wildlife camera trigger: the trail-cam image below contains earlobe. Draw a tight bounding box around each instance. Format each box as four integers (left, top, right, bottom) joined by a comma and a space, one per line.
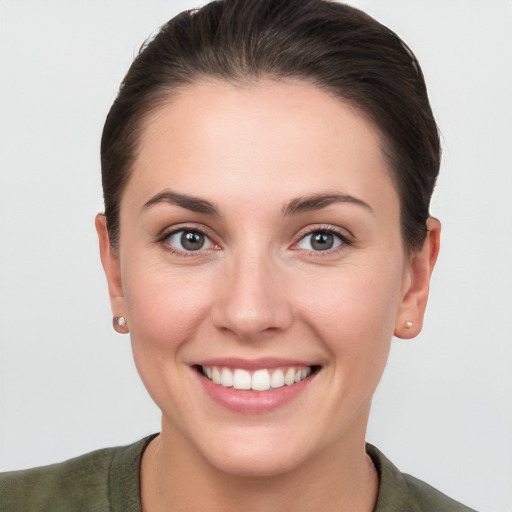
395, 217, 441, 339
95, 214, 126, 318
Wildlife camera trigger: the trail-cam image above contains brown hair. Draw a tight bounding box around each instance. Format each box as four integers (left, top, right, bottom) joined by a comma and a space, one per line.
101, 0, 440, 251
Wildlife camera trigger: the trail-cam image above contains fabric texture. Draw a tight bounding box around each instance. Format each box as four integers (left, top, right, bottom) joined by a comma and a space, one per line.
0, 436, 477, 511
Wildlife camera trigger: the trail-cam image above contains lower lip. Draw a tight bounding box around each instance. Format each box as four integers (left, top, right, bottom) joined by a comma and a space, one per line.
197, 370, 317, 413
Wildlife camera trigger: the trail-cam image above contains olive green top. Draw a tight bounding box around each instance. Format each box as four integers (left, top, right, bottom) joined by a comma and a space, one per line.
0, 435, 477, 511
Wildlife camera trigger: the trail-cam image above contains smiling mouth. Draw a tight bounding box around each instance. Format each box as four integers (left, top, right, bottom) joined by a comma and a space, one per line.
196, 365, 320, 391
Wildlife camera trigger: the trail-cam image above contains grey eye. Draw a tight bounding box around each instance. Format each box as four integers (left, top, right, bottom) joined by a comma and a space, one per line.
298, 231, 342, 251
167, 230, 214, 252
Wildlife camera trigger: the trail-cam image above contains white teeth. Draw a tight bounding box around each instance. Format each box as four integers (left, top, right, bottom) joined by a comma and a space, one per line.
233, 369, 251, 390
202, 365, 314, 391
252, 369, 271, 391
270, 369, 285, 388
220, 367, 233, 387
212, 366, 221, 384
284, 368, 295, 386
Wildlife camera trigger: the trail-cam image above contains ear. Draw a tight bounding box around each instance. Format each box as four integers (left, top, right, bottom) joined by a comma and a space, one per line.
394, 217, 441, 339
95, 214, 126, 318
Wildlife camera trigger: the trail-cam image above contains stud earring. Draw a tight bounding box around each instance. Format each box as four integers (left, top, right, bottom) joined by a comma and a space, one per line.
113, 316, 129, 334
404, 320, 413, 329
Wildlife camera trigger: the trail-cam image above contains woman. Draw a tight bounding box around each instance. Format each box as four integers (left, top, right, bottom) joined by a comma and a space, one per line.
0, 0, 481, 510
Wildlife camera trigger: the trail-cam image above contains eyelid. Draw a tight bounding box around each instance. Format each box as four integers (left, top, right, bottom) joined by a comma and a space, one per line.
295, 224, 352, 240
157, 223, 221, 254
291, 224, 353, 253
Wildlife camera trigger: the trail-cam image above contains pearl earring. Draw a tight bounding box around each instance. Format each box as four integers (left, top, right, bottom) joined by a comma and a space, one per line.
113, 316, 129, 334
404, 320, 413, 329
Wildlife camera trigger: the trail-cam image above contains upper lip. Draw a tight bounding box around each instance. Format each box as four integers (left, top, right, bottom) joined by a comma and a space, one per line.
192, 357, 319, 370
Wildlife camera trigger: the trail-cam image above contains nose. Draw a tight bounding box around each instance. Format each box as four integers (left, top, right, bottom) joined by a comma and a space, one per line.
211, 250, 293, 341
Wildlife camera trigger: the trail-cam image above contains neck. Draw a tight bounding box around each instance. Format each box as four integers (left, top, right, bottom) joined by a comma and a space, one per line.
141, 419, 378, 512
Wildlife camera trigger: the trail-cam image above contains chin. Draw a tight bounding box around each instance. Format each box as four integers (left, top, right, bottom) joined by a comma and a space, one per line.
209, 446, 307, 478
193, 426, 318, 478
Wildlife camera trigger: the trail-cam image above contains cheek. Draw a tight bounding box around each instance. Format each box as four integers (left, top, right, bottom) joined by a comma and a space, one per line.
122, 262, 215, 354
297, 260, 403, 361
120, 262, 219, 413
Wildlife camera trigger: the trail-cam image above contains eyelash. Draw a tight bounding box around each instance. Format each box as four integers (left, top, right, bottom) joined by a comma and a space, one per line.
292, 225, 353, 256
157, 224, 352, 256
158, 225, 219, 257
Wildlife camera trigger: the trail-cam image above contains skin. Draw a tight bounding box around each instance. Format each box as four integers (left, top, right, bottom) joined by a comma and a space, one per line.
96, 80, 440, 511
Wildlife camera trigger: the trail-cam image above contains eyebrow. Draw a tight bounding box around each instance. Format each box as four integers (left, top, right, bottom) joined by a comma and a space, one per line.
282, 193, 374, 216
142, 190, 221, 216
142, 189, 373, 217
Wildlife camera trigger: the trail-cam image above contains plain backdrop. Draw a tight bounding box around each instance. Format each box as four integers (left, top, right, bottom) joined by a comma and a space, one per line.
0, 1, 511, 511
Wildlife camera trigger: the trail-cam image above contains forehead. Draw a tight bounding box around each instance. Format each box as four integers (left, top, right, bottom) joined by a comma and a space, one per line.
127, 79, 398, 215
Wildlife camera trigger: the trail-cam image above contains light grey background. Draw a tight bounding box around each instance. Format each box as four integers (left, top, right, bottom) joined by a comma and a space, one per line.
0, 1, 511, 511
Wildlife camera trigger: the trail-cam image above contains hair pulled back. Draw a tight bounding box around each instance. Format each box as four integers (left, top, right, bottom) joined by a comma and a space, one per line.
101, 0, 440, 251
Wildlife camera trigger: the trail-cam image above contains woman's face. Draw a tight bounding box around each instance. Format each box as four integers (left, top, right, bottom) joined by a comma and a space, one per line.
100, 80, 431, 476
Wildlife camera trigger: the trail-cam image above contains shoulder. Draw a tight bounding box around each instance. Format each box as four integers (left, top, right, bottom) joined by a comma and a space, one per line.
0, 446, 115, 512
0, 435, 156, 512
367, 444, 478, 512
400, 472, 478, 511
